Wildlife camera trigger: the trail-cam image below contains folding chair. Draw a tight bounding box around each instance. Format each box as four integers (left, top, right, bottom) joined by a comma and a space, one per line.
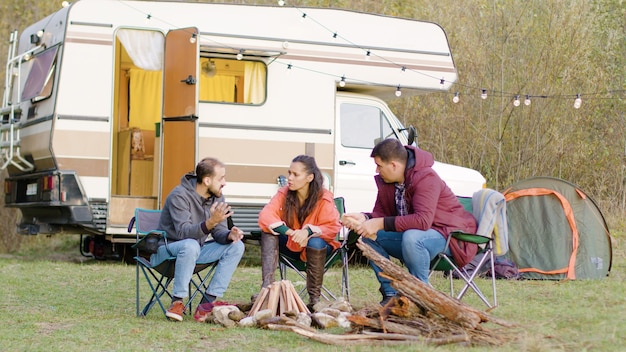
278, 197, 354, 301
429, 189, 508, 309
128, 208, 218, 317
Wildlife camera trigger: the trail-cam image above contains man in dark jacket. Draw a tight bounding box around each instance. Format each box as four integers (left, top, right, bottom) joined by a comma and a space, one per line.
342, 139, 477, 305
153, 157, 245, 322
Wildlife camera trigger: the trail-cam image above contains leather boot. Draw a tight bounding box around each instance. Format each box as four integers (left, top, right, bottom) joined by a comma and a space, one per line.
306, 247, 326, 309
260, 232, 279, 288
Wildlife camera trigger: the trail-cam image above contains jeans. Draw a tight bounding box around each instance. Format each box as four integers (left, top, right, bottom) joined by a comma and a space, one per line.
362, 228, 449, 297
151, 238, 245, 299
278, 235, 331, 260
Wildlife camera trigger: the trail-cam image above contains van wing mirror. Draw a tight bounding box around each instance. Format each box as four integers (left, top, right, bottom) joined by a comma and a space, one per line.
407, 126, 417, 146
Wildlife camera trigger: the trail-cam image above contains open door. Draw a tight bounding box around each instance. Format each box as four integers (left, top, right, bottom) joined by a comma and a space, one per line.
160, 27, 199, 207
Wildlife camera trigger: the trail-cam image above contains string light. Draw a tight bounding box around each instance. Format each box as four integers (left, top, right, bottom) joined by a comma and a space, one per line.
524, 95, 531, 106
574, 94, 582, 109
129, 5, 622, 110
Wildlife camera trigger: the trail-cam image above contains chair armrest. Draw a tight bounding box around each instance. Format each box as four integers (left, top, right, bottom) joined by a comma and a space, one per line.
450, 231, 491, 245
132, 230, 165, 254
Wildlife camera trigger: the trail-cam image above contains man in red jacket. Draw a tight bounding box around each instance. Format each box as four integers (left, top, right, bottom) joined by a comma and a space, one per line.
342, 139, 477, 305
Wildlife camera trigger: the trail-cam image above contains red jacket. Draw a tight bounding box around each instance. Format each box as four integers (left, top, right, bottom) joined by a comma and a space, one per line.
367, 145, 478, 267
258, 186, 341, 261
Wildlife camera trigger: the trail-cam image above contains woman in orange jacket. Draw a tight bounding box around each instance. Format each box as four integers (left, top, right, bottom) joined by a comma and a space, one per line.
258, 155, 341, 307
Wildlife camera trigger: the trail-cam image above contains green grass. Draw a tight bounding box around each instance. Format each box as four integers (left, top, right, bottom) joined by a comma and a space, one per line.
0, 233, 624, 351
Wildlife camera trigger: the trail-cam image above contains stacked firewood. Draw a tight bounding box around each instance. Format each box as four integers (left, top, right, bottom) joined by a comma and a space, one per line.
266, 239, 515, 347
248, 280, 310, 317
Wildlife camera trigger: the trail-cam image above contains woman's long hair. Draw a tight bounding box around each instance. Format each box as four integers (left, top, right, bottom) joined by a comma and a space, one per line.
283, 155, 324, 228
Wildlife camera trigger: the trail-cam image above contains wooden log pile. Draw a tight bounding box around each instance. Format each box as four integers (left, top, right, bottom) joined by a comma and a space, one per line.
266, 239, 515, 347
248, 280, 310, 317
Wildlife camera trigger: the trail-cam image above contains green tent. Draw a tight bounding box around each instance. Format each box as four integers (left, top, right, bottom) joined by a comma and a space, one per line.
502, 177, 612, 280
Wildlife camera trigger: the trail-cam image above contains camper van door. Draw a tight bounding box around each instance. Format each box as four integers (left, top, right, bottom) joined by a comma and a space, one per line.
334, 94, 406, 213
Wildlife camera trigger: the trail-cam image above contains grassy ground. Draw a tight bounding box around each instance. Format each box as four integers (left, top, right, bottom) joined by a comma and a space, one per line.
0, 232, 624, 351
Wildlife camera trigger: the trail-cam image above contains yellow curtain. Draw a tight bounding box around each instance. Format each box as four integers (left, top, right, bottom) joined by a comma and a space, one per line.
199, 74, 236, 102
129, 68, 162, 130
244, 61, 266, 104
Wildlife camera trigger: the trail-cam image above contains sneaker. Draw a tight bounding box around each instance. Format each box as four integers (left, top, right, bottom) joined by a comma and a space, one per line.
193, 302, 214, 323
165, 300, 185, 322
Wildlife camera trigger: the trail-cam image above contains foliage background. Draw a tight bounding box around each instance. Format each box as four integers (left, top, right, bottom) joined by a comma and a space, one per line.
0, 0, 624, 250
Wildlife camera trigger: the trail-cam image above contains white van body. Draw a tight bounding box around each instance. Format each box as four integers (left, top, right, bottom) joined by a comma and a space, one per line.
0, 0, 484, 258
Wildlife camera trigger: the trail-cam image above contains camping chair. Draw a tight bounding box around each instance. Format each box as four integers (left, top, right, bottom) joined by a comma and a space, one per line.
429, 188, 508, 309
278, 197, 354, 301
129, 208, 218, 317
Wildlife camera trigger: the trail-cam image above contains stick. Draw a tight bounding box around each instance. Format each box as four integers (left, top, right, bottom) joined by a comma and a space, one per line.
248, 286, 269, 317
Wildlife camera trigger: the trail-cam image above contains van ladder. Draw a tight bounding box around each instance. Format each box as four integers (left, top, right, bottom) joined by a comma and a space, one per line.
1, 30, 33, 172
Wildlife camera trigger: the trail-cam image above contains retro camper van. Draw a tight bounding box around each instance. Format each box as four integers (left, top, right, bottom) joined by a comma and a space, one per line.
1, 0, 485, 260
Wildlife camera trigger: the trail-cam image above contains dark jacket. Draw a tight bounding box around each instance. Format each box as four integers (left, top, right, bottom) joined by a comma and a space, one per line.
158, 173, 232, 246
366, 145, 478, 266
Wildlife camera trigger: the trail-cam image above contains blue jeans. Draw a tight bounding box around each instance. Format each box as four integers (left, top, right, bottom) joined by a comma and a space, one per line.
362, 229, 449, 297
151, 238, 245, 299
278, 235, 331, 259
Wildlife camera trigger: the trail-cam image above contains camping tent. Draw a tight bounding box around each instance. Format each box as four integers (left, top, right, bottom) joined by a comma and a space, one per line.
503, 176, 612, 280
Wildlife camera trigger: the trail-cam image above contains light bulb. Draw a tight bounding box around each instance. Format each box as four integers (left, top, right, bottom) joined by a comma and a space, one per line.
236, 50, 243, 60
339, 76, 346, 87
513, 95, 520, 107
574, 94, 582, 109
480, 89, 487, 99
452, 92, 460, 103
189, 33, 197, 44
278, 0, 285, 6
524, 95, 531, 106
62, 1, 69, 7
395, 86, 402, 97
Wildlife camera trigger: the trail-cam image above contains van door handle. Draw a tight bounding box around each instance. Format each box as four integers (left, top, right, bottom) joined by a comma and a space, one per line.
339, 160, 356, 166
181, 75, 197, 85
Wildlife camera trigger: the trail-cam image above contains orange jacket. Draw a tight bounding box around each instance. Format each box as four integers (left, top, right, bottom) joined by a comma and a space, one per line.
258, 186, 341, 261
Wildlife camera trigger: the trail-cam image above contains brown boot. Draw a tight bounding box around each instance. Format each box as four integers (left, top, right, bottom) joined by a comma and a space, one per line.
260, 232, 279, 288
306, 247, 326, 309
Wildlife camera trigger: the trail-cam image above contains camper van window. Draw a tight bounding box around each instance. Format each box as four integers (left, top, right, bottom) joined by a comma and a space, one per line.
340, 103, 396, 149
21, 46, 58, 103
199, 57, 266, 104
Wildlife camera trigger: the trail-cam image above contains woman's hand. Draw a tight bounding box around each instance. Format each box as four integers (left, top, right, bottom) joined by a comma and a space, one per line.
291, 228, 310, 247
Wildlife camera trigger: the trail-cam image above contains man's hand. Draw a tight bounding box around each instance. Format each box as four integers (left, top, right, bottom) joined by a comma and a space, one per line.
206, 201, 232, 229
359, 218, 383, 239
228, 226, 244, 242
341, 213, 366, 230
291, 229, 310, 247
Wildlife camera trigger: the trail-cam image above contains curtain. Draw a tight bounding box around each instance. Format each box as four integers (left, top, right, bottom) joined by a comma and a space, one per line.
116, 29, 163, 71
199, 74, 236, 102
244, 61, 266, 104
129, 69, 162, 130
